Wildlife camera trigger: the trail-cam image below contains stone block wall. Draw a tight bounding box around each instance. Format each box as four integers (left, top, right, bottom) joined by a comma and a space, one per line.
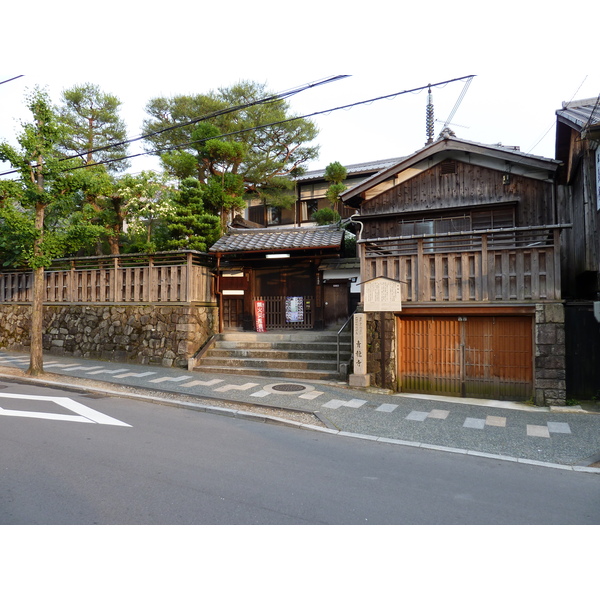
365, 312, 397, 390
0, 303, 218, 369
534, 303, 566, 406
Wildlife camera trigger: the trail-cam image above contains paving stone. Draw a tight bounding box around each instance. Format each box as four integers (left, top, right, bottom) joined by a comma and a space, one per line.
428, 409, 450, 420
322, 400, 346, 409
214, 383, 259, 392
463, 417, 486, 429
406, 411, 429, 421
346, 399, 367, 408
299, 391, 323, 400
150, 376, 193, 383
485, 415, 507, 427
547, 421, 571, 434
180, 379, 223, 387
527, 424, 550, 438
375, 403, 398, 413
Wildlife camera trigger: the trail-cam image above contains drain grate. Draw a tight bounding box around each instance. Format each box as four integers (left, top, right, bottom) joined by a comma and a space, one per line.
271, 384, 307, 392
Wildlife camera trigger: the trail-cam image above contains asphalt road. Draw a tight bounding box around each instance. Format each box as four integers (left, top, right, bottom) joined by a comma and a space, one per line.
1, 380, 598, 524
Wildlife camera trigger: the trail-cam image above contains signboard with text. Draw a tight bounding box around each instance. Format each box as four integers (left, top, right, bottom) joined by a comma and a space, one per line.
363, 277, 402, 312
285, 296, 304, 323
353, 313, 367, 375
255, 300, 266, 332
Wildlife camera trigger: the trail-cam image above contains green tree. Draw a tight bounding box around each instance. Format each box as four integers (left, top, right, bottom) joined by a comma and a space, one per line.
115, 171, 176, 253
162, 177, 221, 252
324, 161, 347, 213
142, 81, 319, 213
0, 88, 104, 374
57, 83, 130, 172
312, 207, 340, 226
56, 83, 132, 254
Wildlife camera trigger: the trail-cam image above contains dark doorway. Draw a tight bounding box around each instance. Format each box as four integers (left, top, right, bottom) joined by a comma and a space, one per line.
323, 281, 349, 328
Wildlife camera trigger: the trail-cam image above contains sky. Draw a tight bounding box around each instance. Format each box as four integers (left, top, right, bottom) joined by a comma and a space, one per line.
1, 0, 595, 585
1, 0, 599, 180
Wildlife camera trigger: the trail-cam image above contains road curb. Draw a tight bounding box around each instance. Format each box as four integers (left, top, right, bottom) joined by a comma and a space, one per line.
1, 368, 598, 474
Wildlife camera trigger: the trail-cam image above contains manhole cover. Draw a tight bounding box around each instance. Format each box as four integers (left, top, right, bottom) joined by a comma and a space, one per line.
271, 384, 307, 392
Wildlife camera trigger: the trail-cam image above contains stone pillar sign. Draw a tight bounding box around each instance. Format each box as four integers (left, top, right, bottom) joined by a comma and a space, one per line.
349, 312, 370, 387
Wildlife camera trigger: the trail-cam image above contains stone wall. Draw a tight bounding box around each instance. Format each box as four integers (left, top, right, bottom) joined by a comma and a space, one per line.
0, 303, 218, 369
365, 312, 397, 390
534, 303, 566, 406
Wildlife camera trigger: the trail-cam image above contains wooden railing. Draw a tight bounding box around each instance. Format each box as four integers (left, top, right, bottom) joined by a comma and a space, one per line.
0, 251, 215, 304
361, 225, 568, 302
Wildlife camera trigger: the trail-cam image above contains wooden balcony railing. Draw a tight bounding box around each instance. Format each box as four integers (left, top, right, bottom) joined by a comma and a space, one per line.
0, 251, 215, 304
360, 225, 568, 302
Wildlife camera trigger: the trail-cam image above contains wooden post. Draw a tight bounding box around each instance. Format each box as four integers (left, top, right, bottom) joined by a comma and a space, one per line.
553, 228, 561, 299
380, 311, 386, 389
113, 256, 120, 302
186, 252, 193, 303
417, 239, 425, 301
481, 233, 488, 301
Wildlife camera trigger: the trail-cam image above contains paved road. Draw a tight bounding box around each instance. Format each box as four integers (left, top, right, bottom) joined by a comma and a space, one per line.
1, 350, 599, 470
1, 378, 598, 525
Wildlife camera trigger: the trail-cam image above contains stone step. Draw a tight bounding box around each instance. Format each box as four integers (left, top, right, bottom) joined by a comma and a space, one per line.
214, 341, 351, 353
194, 330, 352, 381
200, 356, 339, 372
194, 364, 344, 381
218, 331, 350, 344
207, 348, 350, 361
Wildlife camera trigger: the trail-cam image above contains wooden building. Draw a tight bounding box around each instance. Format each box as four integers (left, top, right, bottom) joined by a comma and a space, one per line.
341, 132, 568, 405
245, 157, 402, 227
209, 225, 349, 332
555, 96, 600, 400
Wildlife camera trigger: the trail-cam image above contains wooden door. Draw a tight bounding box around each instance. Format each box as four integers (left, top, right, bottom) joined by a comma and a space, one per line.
323, 281, 349, 327
222, 296, 244, 329
398, 315, 533, 400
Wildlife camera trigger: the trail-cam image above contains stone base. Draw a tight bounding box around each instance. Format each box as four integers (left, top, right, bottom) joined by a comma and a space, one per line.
349, 373, 371, 387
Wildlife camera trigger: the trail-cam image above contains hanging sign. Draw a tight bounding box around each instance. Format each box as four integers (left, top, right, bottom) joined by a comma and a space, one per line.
285, 296, 304, 323
255, 300, 266, 332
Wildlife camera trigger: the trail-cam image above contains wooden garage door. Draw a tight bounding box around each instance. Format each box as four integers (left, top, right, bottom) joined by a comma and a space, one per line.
398, 316, 533, 400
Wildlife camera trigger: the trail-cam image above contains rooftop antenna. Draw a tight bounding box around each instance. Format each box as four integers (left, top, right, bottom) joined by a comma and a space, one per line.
439, 76, 474, 133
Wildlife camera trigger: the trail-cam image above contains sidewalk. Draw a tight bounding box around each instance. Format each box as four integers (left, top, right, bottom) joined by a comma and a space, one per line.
1, 350, 599, 472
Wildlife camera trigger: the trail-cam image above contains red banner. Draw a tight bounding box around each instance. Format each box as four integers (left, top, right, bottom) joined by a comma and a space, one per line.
255, 300, 266, 332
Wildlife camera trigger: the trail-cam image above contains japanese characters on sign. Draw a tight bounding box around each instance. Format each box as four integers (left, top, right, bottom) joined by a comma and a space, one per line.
285, 296, 304, 323
363, 277, 402, 312
353, 312, 367, 375
255, 300, 266, 332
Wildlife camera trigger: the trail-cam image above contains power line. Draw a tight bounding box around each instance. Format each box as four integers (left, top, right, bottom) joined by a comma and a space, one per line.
0, 75, 349, 177
83, 75, 478, 169
0, 75, 24, 86
1, 74, 475, 178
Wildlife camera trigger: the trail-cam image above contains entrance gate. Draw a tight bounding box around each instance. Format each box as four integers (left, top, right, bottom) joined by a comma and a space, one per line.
255, 296, 314, 330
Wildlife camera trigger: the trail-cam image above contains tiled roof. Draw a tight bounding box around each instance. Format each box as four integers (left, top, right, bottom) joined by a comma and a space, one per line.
340, 136, 560, 205
556, 97, 600, 131
295, 157, 404, 182
209, 225, 344, 254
